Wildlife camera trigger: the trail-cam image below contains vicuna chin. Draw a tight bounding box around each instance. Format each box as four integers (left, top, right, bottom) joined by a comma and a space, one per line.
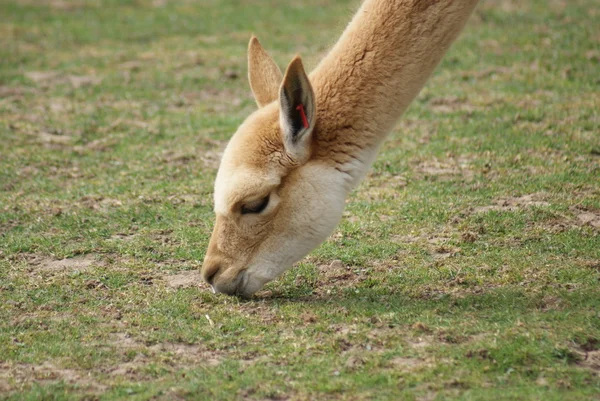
202, 0, 481, 297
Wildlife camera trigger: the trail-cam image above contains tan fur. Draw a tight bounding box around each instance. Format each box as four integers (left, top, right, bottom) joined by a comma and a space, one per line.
202, 0, 481, 296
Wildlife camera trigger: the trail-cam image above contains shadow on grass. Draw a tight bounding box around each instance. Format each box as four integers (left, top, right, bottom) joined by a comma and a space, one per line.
242, 282, 595, 321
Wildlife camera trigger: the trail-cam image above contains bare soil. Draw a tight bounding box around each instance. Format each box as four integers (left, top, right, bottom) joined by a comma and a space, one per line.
25, 254, 101, 273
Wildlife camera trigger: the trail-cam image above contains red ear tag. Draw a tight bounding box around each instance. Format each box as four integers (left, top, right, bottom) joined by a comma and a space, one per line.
296, 104, 309, 129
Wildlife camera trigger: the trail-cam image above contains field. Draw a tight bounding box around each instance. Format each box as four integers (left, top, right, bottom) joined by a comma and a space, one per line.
1, 0, 599, 399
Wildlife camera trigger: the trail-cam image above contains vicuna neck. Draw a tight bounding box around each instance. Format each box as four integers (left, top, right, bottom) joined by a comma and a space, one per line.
309, 0, 479, 184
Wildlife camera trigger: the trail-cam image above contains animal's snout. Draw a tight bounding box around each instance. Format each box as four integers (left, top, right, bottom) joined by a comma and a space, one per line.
202, 231, 252, 296
202, 261, 221, 286
201, 256, 245, 296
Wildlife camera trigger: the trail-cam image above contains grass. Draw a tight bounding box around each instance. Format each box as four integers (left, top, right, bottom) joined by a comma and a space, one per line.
1, 0, 599, 399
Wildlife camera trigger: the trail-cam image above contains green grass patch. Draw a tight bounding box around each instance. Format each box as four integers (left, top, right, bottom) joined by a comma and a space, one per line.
1, 0, 599, 399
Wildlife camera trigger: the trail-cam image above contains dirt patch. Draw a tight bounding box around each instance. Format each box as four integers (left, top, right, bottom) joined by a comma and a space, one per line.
167, 193, 203, 206
539, 296, 564, 311
110, 333, 140, 349
357, 172, 408, 202
9, 312, 73, 329
318, 260, 353, 282
391, 232, 460, 262
196, 138, 227, 170
413, 156, 474, 181
473, 193, 550, 213
68, 75, 103, 88
313, 260, 368, 293
109, 233, 137, 242
149, 343, 221, 366
574, 209, 600, 228
523, 207, 600, 234
74, 137, 119, 154
579, 350, 600, 373
416, 392, 438, 401
388, 357, 429, 371
198, 87, 242, 105
165, 271, 203, 288
160, 138, 225, 171
237, 303, 281, 324
392, 233, 451, 245
161, 150, 197, 166
1, 333, 222, 393
0, 85, 36, 98
417, 160, 460, 176
17, 0, 89, 10
79, 195, 123, 210
432, 245, 461, 261
118, 60, 144, 71
109, 333, 221, 367
200, 149, 224, 170
0, 362, 107, 393
47, 97, 72, 114
465, 348, 493, 361
26, 254, 101, 273
359, 184, 403, 202
497, 203, 600, 233
408, 336, 434, 349
344, 355, 365, 370
429, 96, 476, 113
24, 71, 102, 89
107, 353, 149, 377
0, 377, 10, 394
24, 71, 61, 84
459, 66, 513, 80
35, 130, 74, 146
177, 88, 243, 113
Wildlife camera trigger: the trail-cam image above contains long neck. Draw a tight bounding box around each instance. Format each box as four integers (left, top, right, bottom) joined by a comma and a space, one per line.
310, 0, 479, 177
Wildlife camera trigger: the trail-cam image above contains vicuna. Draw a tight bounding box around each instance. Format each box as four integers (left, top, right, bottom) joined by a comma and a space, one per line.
202, 0, 481, 296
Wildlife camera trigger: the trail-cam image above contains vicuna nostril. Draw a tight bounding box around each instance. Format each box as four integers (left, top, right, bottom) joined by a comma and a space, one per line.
203, 265, 220, 285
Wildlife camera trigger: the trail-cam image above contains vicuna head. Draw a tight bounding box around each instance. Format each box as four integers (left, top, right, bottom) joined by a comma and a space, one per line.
199, 0, 482, 296
201, 37, 348, 297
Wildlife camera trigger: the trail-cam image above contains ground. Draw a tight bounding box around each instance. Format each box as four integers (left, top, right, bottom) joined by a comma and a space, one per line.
0, 0, 599, 400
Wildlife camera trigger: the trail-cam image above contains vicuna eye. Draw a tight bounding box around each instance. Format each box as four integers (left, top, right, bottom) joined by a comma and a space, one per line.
241, 195, 270, 215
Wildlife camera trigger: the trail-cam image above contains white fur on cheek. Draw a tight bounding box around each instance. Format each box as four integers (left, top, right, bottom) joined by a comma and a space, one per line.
243, 162, 348, 293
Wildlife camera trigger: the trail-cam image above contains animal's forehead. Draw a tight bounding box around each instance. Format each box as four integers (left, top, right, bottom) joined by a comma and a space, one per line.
214, 157, 278, 215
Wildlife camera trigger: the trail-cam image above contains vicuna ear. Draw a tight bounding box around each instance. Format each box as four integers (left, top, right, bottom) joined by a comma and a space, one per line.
248, 36, 283, 108
279, 56, 316, 161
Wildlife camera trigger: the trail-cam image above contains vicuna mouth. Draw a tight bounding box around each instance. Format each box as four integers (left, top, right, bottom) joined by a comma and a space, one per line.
211, 270, 251, 298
